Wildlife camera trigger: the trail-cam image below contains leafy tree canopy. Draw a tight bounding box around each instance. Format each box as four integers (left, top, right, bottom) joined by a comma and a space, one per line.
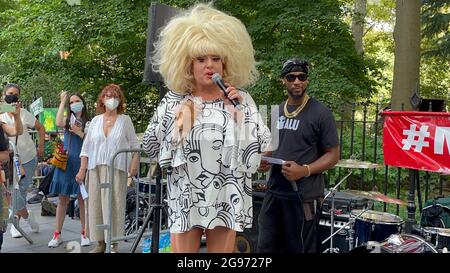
0, 0, 158, 107
422, 0, 450, 59
0, 0, 378, 111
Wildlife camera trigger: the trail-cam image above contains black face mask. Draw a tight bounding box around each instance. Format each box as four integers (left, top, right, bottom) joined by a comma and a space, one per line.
4, 94, 19, 104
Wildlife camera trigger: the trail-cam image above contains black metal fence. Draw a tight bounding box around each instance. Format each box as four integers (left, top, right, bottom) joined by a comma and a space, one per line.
327, 102, 448, 218
23, 99, 449, 218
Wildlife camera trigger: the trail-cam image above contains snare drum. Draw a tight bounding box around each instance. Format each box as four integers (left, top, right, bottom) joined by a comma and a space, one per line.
350, 234, 438, 253
351, 209, 403, 247
379, 234, 438, 253
423, 227, 450, 252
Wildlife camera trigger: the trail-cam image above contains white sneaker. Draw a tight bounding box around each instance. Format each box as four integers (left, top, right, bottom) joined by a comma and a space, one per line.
80, 233, 91, 247
24, 211, 39, 233
10, 224, 22, 238
48, 231, 63, 248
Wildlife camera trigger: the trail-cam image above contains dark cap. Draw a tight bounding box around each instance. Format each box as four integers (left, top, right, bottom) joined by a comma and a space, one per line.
280, 58, 309, 78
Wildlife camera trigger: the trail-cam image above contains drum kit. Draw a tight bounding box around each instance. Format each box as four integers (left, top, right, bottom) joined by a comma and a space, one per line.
322, 158, 449, 253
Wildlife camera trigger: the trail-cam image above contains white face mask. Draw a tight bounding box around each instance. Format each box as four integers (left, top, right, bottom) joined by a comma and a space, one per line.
70, 101, 84, 113
104, 98, 119, 111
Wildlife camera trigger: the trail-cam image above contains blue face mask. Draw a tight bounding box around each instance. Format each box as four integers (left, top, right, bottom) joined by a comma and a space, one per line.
70, 102, 84, 113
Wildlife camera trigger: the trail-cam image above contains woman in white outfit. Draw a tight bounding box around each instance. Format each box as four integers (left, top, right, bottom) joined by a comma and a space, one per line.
76, 84, 140, 253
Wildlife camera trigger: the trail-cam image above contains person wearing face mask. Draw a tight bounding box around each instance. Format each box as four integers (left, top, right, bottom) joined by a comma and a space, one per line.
76, 84, 140, 253
0, 101, 23, 253
47, 91, 91, 248
1, 83, 45, 239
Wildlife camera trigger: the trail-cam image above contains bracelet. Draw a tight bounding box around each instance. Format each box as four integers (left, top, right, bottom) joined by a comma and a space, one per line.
303, 164, 311, 177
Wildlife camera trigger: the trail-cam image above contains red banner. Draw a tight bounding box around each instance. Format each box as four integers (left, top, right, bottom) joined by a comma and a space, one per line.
382, 111, 450, 174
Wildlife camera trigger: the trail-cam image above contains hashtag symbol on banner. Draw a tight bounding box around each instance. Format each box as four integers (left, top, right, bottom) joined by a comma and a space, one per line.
402, 124, 430, 152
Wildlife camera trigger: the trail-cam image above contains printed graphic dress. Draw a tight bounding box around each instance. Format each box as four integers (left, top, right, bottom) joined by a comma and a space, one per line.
142, 91, 271, 233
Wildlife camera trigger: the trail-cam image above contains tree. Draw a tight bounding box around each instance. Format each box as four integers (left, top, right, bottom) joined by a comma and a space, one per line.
0, 0, 157, 107
391, 0, 421, 111
1, 0, 379, 112
420, 0, 450, 105
352, 0, 367, 55
214, 0, 377, 108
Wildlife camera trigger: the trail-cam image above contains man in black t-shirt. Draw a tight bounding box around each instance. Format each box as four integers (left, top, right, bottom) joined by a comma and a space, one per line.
257, 58, 339, 253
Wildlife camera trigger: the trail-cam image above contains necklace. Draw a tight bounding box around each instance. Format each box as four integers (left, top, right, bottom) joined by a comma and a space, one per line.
283, 94, 310, 118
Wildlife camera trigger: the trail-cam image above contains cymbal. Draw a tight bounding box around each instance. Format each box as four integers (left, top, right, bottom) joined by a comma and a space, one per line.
423, 226, 450, 234
342, 190, 407, 206
335, 159, 381, 169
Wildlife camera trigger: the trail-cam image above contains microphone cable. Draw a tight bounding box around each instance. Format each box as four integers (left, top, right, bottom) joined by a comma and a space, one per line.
291, 179, 305, 253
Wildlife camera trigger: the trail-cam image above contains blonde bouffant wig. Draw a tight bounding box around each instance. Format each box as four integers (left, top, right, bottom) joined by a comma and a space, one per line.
152, 3, 258, 94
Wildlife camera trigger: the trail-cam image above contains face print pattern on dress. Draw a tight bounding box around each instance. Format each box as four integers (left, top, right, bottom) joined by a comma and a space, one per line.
184, 123, 225, 207
143, 91, 184, 160
150, 91, 269, 233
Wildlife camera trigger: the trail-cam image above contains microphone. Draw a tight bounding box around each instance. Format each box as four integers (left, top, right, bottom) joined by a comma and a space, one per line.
281, 162, 299, 192
211, 73, 243, 111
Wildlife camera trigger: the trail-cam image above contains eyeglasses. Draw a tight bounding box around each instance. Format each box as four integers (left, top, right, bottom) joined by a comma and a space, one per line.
285, 74, 308, 82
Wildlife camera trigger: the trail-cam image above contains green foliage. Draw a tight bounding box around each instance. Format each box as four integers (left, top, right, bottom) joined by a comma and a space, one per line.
161, 0, 377, 108
420, 55, 450, 104
0, 0, 157, 107
420, 0, 450, 105
422, 0, 450, 59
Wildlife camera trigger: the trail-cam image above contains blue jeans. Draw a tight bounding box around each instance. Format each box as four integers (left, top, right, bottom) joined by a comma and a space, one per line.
12, 157, 37, 212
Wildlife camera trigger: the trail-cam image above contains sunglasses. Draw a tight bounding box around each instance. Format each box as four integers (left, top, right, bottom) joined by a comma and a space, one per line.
285, 74, 308, 82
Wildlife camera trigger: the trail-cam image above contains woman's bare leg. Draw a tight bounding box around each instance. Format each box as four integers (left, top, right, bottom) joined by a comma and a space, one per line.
171, 228, 203, 253
55, 195, 70, 232
205, 226, 236, 253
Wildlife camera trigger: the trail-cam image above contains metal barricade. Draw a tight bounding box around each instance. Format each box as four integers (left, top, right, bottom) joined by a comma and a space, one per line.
97, 148, 169, 253
6, 140, 33, 244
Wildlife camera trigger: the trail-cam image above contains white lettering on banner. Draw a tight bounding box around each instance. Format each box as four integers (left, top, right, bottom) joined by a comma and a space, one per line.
402, 124, 430, 152
276, 116, 299, 130
401, 124, 450, 155
434, 127, 450, 155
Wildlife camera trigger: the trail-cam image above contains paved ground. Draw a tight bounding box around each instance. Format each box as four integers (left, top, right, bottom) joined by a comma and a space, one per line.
2, 197, 144, 253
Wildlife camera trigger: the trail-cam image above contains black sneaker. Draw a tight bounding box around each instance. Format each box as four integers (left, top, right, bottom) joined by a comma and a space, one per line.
27, 194, 44, 204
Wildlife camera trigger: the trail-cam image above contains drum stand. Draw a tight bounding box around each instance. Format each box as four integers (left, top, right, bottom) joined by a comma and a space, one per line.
129, 164, 166, 253
322, 171, 352, 253
8, 141, 33, 244
322, 203, 372, 252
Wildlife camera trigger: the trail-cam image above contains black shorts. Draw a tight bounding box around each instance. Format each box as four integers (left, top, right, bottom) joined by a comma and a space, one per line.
257, 191, 322, 253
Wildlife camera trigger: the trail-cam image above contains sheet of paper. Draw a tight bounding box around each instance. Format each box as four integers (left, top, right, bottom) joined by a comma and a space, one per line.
261, 156, 285, 165
80, 183, 88, 200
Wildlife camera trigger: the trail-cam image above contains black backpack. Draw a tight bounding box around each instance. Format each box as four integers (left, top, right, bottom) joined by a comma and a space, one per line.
38, 165, 56, 196
421, 196, 450, 228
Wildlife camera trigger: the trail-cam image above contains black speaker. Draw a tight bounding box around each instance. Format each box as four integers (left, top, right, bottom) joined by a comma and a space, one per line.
318, 213, 351, 253
418, 98, 445, 112
234, 199, 263, 253
143, 3, 181, 84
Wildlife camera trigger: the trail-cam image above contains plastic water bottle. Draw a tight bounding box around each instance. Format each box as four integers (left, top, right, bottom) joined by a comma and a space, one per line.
141, 238, 151, 253
141, 234, 171, 253
13, 155, 22, 179
160, 233, 172, 253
